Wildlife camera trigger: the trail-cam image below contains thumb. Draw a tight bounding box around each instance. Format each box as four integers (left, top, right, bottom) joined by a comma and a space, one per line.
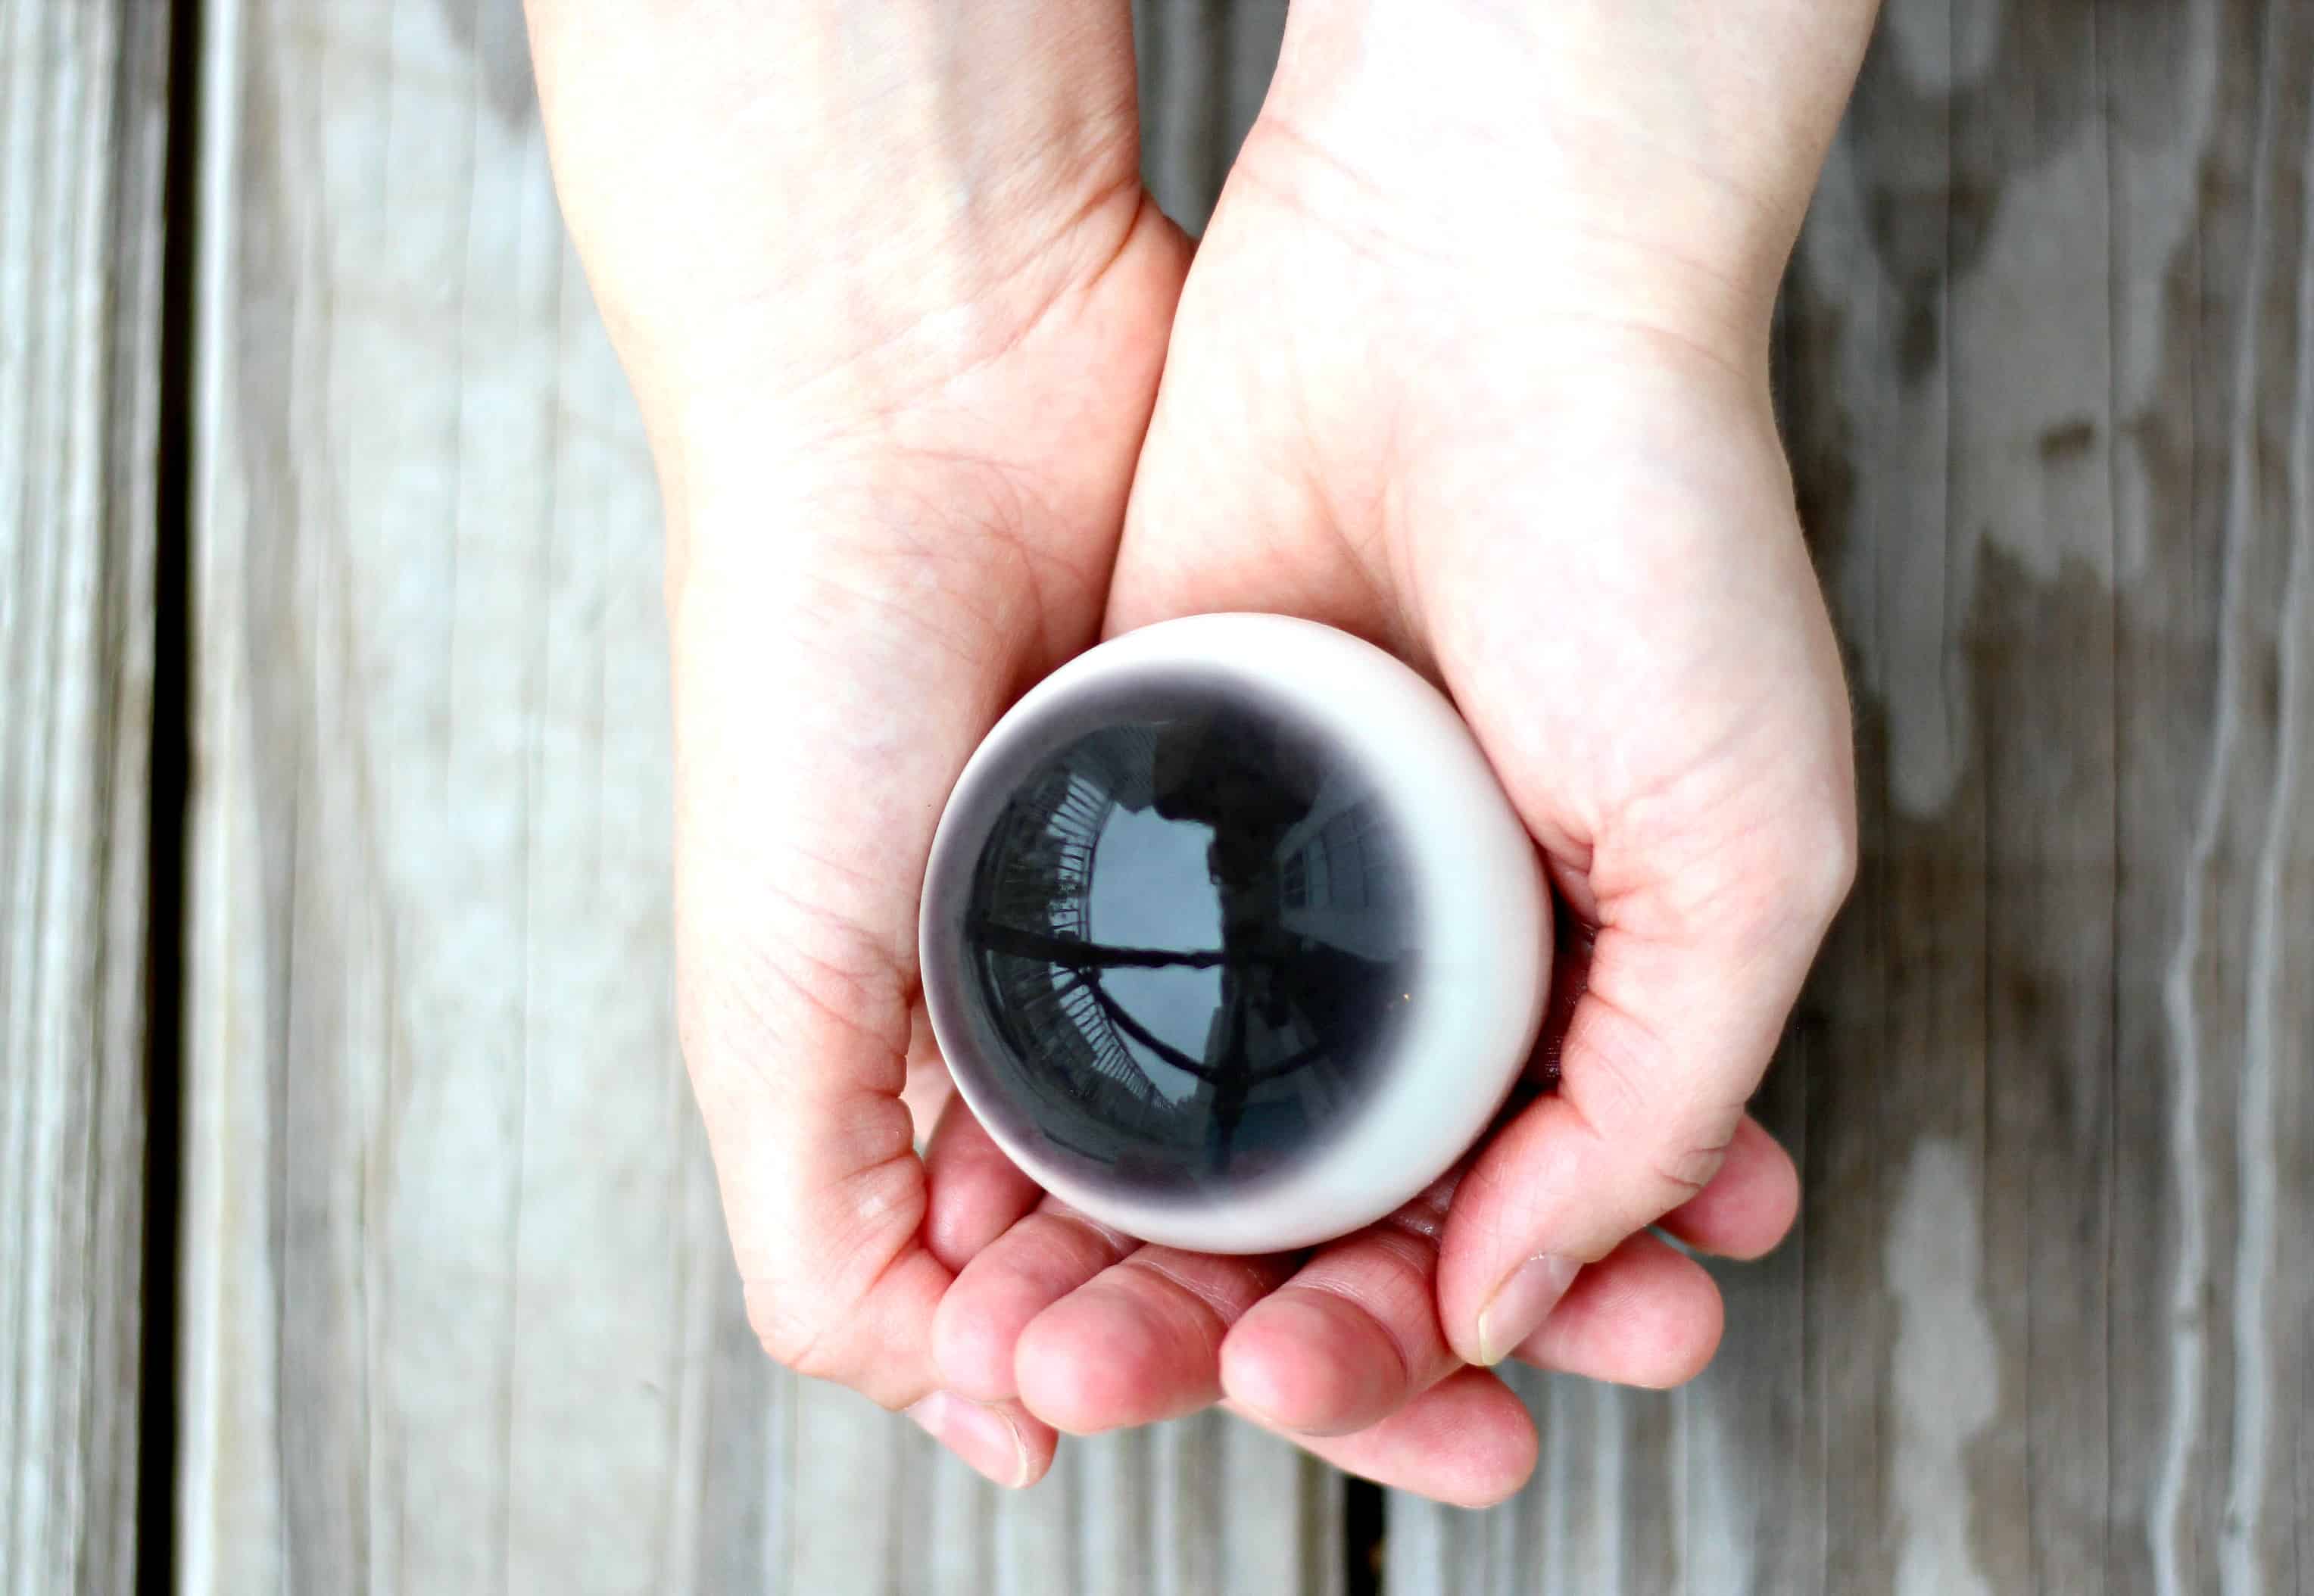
1436, 838, 1853, 1368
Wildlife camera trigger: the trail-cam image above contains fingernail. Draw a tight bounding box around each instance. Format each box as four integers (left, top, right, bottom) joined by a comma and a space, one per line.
908, 1390, 1031, 1488
1475, 1255, 1580, 1366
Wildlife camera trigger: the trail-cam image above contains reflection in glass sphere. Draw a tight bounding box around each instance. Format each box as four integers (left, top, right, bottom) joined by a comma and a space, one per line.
952, 685, 1420, 1198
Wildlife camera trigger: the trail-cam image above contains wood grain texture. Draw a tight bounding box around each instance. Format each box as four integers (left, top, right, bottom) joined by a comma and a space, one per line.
167, 0, 2312, 1589
1386, 0, 2314, 1591
176, 1, 1337, 1592
0, 0, 170, 1591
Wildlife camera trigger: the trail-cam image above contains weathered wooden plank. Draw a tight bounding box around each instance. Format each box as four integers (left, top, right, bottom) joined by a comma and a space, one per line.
1388, 0, 2314, 1590
0, 0, 170, 1591
179, 2, 1336, 1592
176, 0, 2306, 1587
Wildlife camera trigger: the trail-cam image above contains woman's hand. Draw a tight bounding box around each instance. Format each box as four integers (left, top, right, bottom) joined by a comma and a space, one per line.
930, 0, 1866, 1501
524, 0, 1190, 1487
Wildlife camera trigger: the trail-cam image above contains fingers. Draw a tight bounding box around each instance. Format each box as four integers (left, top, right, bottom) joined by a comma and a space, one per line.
919, 1093, 1043, 1273
1230, 1240, 1714, 1507
1221, 1289, 1426, 1440
906, 1392, 1058, 1491
1655, 1112, 1798, 1260
699, 949, 954, 1408
1217, 1183, 1458, 1437
1219, 1174, 1742, 1442
1436, 912, 1828, 1367
934, 1202, 1139, 1402
924, 1167, 1739, 1489
1234, 1367, 1539, 1510
928, 1036, 1789, 1466
1511, 1233, 1723, 1388
1014, 1249, 1296, 1433
1231, 1243, 1714, 1510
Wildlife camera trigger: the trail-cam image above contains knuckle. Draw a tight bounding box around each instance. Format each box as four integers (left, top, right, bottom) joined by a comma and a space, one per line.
744, 1264, 932, 1414
744, 1276, 865, 1392
1559, 999, 1665, 1135
1648, 1100, 1747, 1208
742, 1276, 825, 1375
1648, 1140, 1729, 1205
1791, 796, 1860, 921
1566, 1061, 1744, 1217
1714, 796, 1857, 943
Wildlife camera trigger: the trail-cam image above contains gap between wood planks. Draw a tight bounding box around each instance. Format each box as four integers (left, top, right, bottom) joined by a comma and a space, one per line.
140, 0, 204, 1586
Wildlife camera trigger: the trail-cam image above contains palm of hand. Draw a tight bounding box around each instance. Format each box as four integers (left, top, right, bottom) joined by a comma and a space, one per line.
535, 2, 1206, 1485
669, 219, 1205, 1489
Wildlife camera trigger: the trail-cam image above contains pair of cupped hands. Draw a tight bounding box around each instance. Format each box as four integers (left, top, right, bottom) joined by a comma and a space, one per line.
526, 0, 1866, 1506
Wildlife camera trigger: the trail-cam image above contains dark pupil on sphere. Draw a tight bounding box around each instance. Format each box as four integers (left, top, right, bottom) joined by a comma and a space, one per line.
960, 693, 1418, 1195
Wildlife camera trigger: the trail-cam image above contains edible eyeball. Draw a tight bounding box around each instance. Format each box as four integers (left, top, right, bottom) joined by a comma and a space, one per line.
918, 613, 1548, 1255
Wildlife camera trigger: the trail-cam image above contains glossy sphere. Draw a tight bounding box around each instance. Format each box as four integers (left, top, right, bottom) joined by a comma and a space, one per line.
950, 678, 1419, 1197
921, 615, 1548, 1254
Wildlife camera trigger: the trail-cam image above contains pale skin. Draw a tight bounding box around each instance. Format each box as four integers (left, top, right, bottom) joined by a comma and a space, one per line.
525, 0, 1875, 1505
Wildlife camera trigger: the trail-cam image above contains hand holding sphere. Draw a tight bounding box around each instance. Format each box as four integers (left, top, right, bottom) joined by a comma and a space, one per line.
922, 615, 1548, 1255
526, 0, 1864, 1505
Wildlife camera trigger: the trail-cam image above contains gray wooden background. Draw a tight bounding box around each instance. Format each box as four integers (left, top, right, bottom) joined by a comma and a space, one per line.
4, 0, 2308, 1591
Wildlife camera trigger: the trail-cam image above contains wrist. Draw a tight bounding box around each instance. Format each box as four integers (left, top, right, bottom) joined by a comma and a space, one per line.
652, 198, 1185, 611
638, 184, 1183, 581
1267, 0, 1878, 366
